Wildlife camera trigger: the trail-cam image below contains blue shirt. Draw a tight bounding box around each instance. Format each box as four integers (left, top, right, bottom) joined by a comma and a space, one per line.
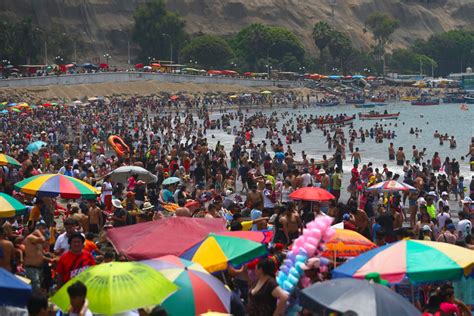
162, 189, 174, 203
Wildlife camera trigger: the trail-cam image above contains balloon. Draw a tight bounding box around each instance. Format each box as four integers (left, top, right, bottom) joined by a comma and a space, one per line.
321, 216, 334, 226
298, 248, 308, 257
307, 221, 318, 229
284, 259, 293, 267
296, 254, 307, 263
289, 267, 300, 278
304, 243, 317, 257
283, 280, 294, 292
280, 265, 290, 274
315, 221, 328, 231
305, 237, 319, 247
309, 228, 322, 239
291, 245, 301, 255
287, 274, 299, 286
277, 270, 287, 281
324, 229, 336, 241
287, 252, 296, 262
295, 261, 305, 274
294, 237, 305, 247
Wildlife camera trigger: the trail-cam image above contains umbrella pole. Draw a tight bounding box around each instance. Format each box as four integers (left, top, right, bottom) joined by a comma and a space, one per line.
410, 284, 415, 304
334, 250, 337, 268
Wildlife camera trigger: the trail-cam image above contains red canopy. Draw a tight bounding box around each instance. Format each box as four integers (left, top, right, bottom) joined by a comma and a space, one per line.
106, 217, 226, 260
151, 63, 161, 68
135, 63, 144, 69
243, 72, 253, 77
289, 187, 335, 202
221, 70, 238, 76
99, 63, 109, 69
207, 70, 222, 75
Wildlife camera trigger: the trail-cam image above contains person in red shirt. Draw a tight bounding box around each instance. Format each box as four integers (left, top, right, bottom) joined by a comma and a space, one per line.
56, 232, 95, 286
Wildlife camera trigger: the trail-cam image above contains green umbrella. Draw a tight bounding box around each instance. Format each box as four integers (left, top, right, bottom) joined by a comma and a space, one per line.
51, 262, 178, 315
162, 177, 181, 185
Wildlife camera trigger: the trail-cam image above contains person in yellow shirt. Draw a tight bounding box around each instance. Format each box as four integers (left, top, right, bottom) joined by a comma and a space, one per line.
28, 199, 43, 230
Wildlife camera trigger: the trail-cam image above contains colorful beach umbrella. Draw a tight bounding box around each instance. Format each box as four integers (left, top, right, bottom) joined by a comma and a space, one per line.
14, 174, 99, 199
218, 230, 273, 244
289, 187, 335, 202
333, 240, 474, 283
142, 255, 231, 316
0, 154, 21, 168
26, 140, 47, 153
51, 262, 177, 315
366, 180, 416, 193
181, 233, 267, 273
0, 193, 27, 218
321, 229, 376, 259
300, 278, 421, 316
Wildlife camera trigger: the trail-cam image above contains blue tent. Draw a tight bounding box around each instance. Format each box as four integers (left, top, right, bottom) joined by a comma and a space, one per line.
80, 63, 98, 69
0, 268, 32, 307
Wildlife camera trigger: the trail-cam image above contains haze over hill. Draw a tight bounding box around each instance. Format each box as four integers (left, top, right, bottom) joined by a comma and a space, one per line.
1, 0, 473, 65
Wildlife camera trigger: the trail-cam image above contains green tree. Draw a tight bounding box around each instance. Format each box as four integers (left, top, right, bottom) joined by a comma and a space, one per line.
365, 12, 399, 56
132, 0, 187, 62
312, 22, 333, 63
0, 17, 42, 64
181, 35, 234, 69
231, 23, 305, 71
389, 48, 437, 74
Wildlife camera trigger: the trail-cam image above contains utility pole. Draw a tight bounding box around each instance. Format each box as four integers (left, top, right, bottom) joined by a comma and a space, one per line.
419, 57, 422, 76
74, 42, 77, 64
44, 41, 48, 65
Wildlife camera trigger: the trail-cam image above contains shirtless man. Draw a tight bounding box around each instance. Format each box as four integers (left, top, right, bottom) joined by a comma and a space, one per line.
388, 143, 395, 161
0, 226, 14, 272
24, 223, 49, 290
396, 147, 406, 166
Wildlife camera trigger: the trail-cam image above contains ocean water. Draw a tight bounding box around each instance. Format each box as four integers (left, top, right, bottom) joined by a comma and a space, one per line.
206, 102, 473, 178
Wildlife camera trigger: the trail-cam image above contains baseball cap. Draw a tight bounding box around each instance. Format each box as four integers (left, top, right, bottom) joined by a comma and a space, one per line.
343, 214, 351, 221
441, 191, 448, 196
462, 197, 473, 204
422, 225, 432, 232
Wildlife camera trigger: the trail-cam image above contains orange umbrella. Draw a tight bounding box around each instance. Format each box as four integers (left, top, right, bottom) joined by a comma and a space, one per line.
322, 229, 376, 259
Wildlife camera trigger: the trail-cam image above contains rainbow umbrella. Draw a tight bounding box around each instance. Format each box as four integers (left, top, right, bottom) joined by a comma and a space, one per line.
333, 240, 474, 284
322, 229, 376, 259
366, 180, 416, 192
0, 154, 21, 168
14, 174, 99, 199
180, 233, 267, 273
0, 193, 27, 218
51, 262, 177, 315
142, 255, 231, 316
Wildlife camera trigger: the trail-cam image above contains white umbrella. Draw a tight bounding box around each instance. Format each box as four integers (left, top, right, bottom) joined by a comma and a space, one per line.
107, 166, 157, 183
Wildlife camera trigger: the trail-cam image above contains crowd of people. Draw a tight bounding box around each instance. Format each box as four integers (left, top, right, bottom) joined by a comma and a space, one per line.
0, 94, 473, 315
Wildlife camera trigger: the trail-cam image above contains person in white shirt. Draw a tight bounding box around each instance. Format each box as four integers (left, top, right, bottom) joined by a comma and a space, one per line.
301, 168, 313, 187
262, 181, 275, 216
457, 211, 472, 241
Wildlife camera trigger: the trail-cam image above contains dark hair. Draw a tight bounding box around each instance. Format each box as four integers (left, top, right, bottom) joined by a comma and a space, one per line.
149, 305, 169, 316
27, 290, 48, 316
67, 281, 87, 298
64, 218, 77, 226
257, 257, 276, 276
68, 232, 85, 244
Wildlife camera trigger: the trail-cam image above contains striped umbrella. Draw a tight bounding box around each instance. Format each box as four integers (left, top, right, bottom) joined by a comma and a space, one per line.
0, 193, 27, 218
180, 233, 267, 273
333, 240, 474, 283
14, 174, 99, 199
142, 255, 231, 316
0, 154, 21, 168
365, 180, 416, 193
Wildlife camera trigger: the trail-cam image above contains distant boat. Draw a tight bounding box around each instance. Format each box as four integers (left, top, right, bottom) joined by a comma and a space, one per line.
442, 92, 465, 103
345, 98, 365, 105
354, 103, 376, 108
315, 115, 356, 125
411, 98, 440, 106
401, 96, 418, 102
465, 95, 474, 104
359, 112, 400, 120
314, 100, 340, 107
370, 97, 386, 102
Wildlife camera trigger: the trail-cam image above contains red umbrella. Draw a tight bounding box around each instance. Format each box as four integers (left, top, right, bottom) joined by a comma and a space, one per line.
243, 72, 253, 76
170, 95, 179, 101
106, 217, 226, 260
135, 63, 144, 69
207, 70, 222, 75
221, 70, 238, 76
99, 63, 109, 69
289, 187, 335, 202
65, 63, 75, 68
151, 63, 161, 68
42, 103, 52, 107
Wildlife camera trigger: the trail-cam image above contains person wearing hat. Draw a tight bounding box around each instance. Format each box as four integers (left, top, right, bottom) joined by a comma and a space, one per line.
421, 224, 433, 241
111, 199, 127, 227
437, 222, 457, 244
56, 232, 95, 286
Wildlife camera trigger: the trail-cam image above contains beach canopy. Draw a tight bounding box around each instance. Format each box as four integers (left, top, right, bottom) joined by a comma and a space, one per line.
332, 240, 474, 283
135, 63, 144, 69
300, 278, 421, 316
142, 255, 231, 315
289, 187, 335, 202
261, 90, 272, 94
26, 140, 47, 153
322, 229, 376, 258
107, 217, 227, 260
0, 193, 27, 218
14, 174, 99, 199
181, 233, 267, 273
51, 262, 177, 315
0, 154, 21, 168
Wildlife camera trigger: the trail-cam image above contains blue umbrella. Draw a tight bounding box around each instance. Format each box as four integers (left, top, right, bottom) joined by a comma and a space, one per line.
26, 141, 47, 153
7, 103, 17, 107
81, 63, 98, 69
275, 151, 285, 161
162, 177, 181, 185
0, 268, 32, 307
352, 75, 366, 79
0, 109, 8, 114
328, 75, 341, 80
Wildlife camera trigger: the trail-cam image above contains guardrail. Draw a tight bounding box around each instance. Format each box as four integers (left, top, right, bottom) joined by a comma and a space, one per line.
0, 72, 304, 89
